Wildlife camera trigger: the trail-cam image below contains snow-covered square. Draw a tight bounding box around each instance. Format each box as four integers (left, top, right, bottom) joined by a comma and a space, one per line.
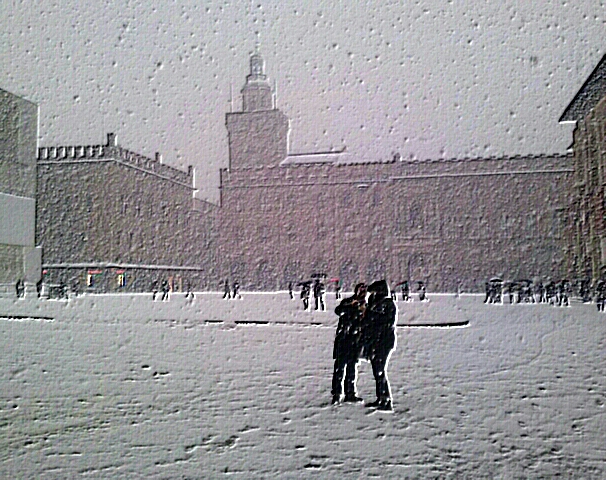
1, 292, 605, 478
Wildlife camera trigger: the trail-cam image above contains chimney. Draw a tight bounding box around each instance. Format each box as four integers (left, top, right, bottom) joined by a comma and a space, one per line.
106, 133, 117, 146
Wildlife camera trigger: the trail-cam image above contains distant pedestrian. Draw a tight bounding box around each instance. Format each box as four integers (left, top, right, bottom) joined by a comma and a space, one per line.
15, 279, 25, 298
418, 281, 428, 302
232, 281, 241, 299
184, 280, 194, 301
223, 280, 231, 299
161, 280, 170, 301
545, 281, 556, 305
36, 278, 44, 298
534, 281, 544, 304
401, 281, 409, 302
300, 282, 311, 311
314, 278, 326, 311
596, 280, 606, 312
483, 282, 491, 304
151, 280, 159, 301
288, 282, 294, 300
558, 280, 570, 307
335, 280, 342, 300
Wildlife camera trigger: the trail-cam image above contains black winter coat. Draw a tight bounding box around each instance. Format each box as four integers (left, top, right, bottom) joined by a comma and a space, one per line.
333, 296, 365, 361
361, 295, 397, 360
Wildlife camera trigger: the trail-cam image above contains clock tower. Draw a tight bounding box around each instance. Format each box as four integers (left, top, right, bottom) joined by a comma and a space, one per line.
225, 52, 290, 169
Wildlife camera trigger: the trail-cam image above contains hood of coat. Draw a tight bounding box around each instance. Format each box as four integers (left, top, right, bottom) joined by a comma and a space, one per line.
367, 279, 390, 299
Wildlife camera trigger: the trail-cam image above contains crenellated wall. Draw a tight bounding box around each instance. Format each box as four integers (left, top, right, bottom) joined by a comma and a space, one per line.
38, 134, 192, 187
36, 133, 212, 292
217, 153, 575, 292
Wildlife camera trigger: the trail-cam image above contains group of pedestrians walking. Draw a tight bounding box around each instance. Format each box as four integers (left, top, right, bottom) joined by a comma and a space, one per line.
483, 277, 606, 308
331, 279, 397, 412
296, 278, 326, 311
151, 280, 171, 301
222, 280, 241, 299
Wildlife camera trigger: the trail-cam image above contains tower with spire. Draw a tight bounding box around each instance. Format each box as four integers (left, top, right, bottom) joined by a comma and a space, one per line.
225, 51, 289, 170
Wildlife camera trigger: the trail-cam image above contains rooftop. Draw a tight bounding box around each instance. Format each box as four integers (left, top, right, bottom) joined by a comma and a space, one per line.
560, 53, 606, 122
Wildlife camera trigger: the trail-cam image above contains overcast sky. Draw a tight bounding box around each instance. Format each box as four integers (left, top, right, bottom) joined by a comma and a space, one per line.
2, 0, 604, 201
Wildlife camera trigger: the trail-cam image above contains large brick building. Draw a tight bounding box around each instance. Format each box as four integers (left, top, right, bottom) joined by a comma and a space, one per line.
0, 89, 41, 286
217, 53, 577, 292
560, 53, 606, 283
36, 133, 217, 292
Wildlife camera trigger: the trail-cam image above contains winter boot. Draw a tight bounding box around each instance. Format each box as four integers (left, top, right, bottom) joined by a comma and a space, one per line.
343, 394, 363, 403
377, 399, 393, 412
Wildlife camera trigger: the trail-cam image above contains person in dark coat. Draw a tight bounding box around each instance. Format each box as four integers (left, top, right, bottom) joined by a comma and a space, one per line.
232, 281, 241, 299
36, 278, 44, 298
401, 281, 409, 302
483, 281, 491, 304
223, 279, 231, 299
418, 281, 428, 302
313, 278, 326, 311
361, 279, 398, 412
300, 282, 311, 311
151, 280, 159, 301
184, 280, 194, 301
161, 280, 170, 301
15, 279, 25, 298
596, 279, 606, 312
331, 282, 367, 405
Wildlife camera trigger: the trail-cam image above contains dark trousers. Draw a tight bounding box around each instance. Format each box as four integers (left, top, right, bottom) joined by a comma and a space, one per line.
314, 296, 325, 311
331, 358, 358, 397
370, 354, 392, 402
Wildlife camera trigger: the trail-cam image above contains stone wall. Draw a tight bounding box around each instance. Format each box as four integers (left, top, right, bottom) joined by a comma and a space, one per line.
217, 154, 575, 292
226, 110, 289, 170
570, 95, 606, 281
36, 140, 209, 292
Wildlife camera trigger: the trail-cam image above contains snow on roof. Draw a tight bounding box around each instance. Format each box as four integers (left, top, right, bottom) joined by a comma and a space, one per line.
280, 148, 346, 165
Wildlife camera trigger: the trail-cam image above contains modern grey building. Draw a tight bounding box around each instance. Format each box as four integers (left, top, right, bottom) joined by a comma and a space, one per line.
0, 88, 41, 287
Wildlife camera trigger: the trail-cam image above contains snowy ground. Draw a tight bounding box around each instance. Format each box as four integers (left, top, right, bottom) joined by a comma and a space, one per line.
1, 292, 605, 478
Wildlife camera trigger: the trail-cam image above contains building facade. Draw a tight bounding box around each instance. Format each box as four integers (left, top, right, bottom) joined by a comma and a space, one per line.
0, 88, 41, 286
217, 54, 576, 292
36, 133, 215, 292
560, 54, 606, 283
25, 52, 605, 293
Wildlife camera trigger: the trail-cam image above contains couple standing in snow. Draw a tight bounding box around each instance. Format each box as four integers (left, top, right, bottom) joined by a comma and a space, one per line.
331, 280, 397, 412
